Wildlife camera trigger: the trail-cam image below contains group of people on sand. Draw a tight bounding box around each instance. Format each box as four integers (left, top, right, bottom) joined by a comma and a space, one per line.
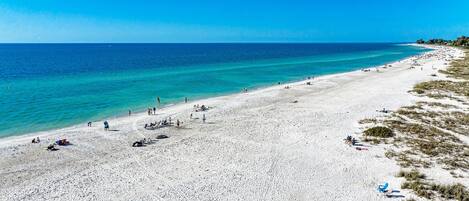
132, 136, 168, 147
189, 112, 206, 123
147, 107, 157, 115
132, 138, 154, 147
31, 137, 40, 143
87, 120, 110, 131
32, 136, 71, 152
46, 138, 71, 151
377, 108, 390, 113
193, 104, 208, 112
344, 136, 357, 146
145, 116, 184, 129
344, 135, 368, 151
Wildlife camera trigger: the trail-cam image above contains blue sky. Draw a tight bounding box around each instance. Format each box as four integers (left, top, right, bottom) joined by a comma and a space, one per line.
0, 0, 468, 43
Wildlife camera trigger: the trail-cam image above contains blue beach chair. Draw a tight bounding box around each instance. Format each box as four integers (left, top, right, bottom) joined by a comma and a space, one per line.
377, 182, 389, 193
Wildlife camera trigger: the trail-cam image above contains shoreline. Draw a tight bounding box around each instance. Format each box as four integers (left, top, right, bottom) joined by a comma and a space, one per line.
0, 44, 431, 143
0, 44, 462, 201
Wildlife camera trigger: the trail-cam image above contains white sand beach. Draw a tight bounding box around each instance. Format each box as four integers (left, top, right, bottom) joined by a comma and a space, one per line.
0, 45, 464, 201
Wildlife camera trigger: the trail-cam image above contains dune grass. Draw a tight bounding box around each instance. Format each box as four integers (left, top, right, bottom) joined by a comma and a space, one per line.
439, 50, 469, 80
358, 49, 469, 200
397, 170, 469, 200
363, 126, 393, 138
413, 80, 469, 97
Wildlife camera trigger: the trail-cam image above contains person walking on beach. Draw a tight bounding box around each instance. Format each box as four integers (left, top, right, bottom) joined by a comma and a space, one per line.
185, 97, 188, 103
190, 113, 193, 119
176, 119, 180, 127
104, 121, 109, 131
153, 107, 156, 115
147, 108, 151, 115
128, 110, 131, 116
202, 114, 206, 123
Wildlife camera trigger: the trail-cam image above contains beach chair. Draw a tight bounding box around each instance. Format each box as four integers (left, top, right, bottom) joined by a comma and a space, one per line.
377, 182, 389, 193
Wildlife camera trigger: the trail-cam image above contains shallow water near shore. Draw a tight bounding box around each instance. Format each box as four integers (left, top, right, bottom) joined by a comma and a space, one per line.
0, 43, 428, 137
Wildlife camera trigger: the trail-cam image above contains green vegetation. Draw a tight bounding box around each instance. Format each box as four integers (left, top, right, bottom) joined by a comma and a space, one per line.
453, 36, 469, 47
398, 170, 469, 200
413, 80, 469, 97
417, 36, 469, 47
395, 105, 469, 136
440, 51, 469, 80
358, 118, 377, 124
358, 46, 469, 200
383, 117, 468, 170
363, 126, 393, 138
397, 169, 425, 180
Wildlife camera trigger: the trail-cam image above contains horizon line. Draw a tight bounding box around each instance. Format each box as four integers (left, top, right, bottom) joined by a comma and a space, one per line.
0, 41, 415, 44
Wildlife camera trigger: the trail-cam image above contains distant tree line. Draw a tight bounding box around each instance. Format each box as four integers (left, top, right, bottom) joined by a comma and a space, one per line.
416, 36, 469, 47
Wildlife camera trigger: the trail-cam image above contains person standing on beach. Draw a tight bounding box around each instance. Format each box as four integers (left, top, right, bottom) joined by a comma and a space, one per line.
185, 97, 188, 103
153, 107, 156, 115
128, 110, 131, 116
202, 114, 206, 123
104, 121, 109, 131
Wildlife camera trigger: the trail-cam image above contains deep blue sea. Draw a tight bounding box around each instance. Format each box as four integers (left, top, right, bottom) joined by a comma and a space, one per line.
0, 43, 428, 137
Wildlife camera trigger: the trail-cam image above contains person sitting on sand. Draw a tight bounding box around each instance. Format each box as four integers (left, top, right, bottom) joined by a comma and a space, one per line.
351, 138, 357, 146
344, 136, 356, 145
199, 105, 208, 112
376, 108, 388, 113
132, 141, 143, 147
344, 136, 352, 144
47, 144, 58, 151
56, 139, 70, 146
32, 137, 41, 143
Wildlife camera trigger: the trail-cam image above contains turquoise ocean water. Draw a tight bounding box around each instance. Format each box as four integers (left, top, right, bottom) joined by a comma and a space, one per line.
0, 43, 428, 137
